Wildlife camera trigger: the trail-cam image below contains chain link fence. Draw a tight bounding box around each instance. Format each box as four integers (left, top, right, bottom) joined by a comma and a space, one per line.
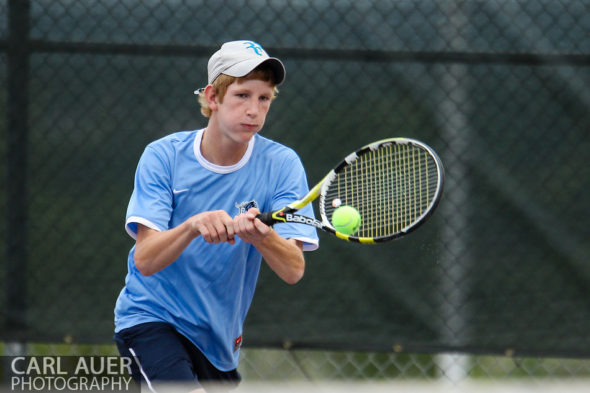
2, 0, 590, 388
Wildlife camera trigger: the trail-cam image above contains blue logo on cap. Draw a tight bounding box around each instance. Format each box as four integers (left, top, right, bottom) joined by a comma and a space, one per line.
244, 41, 264, 56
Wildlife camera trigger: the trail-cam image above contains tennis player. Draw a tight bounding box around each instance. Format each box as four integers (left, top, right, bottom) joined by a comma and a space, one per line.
113, 40, 319, 392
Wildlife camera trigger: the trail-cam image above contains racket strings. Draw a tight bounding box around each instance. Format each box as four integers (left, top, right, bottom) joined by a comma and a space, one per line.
325, 144, 439, 238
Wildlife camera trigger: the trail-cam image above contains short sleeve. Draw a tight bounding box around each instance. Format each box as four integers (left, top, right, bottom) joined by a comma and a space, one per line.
271, 153, 319, 251
125, 145, 174, 239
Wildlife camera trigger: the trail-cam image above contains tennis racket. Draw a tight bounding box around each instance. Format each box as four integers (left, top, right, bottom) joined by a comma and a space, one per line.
257, 138, 444, 244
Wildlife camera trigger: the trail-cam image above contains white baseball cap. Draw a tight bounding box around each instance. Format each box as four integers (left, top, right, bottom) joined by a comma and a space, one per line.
206, 40, 286, 85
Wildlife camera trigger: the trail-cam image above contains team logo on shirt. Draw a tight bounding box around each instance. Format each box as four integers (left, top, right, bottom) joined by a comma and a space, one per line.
235, 200, 258, 214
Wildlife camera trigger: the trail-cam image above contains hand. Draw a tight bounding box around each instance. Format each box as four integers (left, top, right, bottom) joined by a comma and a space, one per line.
233, 207, 272, 245
187, 210, 236, 245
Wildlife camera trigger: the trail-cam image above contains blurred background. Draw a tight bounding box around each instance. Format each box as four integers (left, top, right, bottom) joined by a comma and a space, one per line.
1, 0, 589, 390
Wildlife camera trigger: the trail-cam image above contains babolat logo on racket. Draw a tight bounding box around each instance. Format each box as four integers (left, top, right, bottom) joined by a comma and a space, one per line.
286, 214, 322, 228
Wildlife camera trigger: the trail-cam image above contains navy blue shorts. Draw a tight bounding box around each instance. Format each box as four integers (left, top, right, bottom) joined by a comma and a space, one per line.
114, 322, 240, 391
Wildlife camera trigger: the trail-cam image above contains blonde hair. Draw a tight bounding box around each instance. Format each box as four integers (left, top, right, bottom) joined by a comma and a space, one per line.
198, 66, 279, 118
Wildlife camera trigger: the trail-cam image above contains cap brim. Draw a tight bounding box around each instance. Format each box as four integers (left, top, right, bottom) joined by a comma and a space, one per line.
223, 57, 286, 85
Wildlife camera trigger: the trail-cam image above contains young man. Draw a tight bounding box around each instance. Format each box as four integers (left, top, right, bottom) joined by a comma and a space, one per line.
114, 40, 319, 391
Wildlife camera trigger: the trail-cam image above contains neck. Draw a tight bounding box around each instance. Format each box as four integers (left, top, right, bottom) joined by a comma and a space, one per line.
200, 127, 250, 166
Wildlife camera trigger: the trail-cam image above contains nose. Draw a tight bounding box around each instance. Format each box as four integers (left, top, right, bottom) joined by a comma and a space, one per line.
245, 98, 259, 118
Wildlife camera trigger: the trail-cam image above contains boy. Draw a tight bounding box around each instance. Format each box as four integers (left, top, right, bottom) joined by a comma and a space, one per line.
113, 40, 319, 391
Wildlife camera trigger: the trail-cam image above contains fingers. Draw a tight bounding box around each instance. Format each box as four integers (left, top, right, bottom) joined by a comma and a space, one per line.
249, 207, 271, 235
233, 208, 271, 244
253, 217, 271, 235
234, 210, 257, 233
193, 211, 235, 244
191, 208, 270, 245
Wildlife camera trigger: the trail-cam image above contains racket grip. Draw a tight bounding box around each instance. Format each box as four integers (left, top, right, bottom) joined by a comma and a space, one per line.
256, 212, 275, 226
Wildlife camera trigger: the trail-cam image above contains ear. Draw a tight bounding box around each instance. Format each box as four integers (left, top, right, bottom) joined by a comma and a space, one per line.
204, 85, 219, 112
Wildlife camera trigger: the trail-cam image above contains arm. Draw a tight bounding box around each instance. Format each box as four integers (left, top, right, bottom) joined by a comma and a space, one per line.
234, 208, 305, 285
134, 210, 236, 276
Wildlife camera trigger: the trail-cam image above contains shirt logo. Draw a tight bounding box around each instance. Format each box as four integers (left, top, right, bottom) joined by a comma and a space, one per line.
244, 41, 264, 56
234, 335, 243, 352
235, 200, 258, 214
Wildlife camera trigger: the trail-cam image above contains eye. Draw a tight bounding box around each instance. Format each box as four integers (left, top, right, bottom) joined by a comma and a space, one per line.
236, 93, 249, 98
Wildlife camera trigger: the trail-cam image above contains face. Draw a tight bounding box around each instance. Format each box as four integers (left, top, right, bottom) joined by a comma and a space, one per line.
210, 78, 274, 145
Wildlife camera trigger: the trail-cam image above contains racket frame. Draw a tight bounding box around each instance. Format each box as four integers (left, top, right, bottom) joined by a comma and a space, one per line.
257, 138, 444, 244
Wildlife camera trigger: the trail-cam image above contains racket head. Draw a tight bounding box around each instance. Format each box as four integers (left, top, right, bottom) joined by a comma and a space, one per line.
319, 138, 444, 243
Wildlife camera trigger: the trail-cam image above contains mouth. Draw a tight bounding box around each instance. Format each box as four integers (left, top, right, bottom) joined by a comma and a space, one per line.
241, 123, 258, 131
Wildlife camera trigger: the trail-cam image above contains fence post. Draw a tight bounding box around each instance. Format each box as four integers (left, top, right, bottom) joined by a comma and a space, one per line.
5, 0, 31, 339
435, 0, 472, 382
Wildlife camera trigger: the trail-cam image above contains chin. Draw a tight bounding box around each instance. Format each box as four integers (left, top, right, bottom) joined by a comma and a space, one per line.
240, 127, 260, 137
233, 132, 257, 144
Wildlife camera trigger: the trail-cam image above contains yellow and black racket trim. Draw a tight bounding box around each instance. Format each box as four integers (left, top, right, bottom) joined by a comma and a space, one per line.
257, 138, 444, 243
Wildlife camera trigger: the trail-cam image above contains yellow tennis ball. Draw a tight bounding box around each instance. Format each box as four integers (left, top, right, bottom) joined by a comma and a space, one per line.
331, 205, 361, 235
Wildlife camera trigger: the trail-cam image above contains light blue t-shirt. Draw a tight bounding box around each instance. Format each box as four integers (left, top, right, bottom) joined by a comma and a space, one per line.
114, 129, 319, 371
